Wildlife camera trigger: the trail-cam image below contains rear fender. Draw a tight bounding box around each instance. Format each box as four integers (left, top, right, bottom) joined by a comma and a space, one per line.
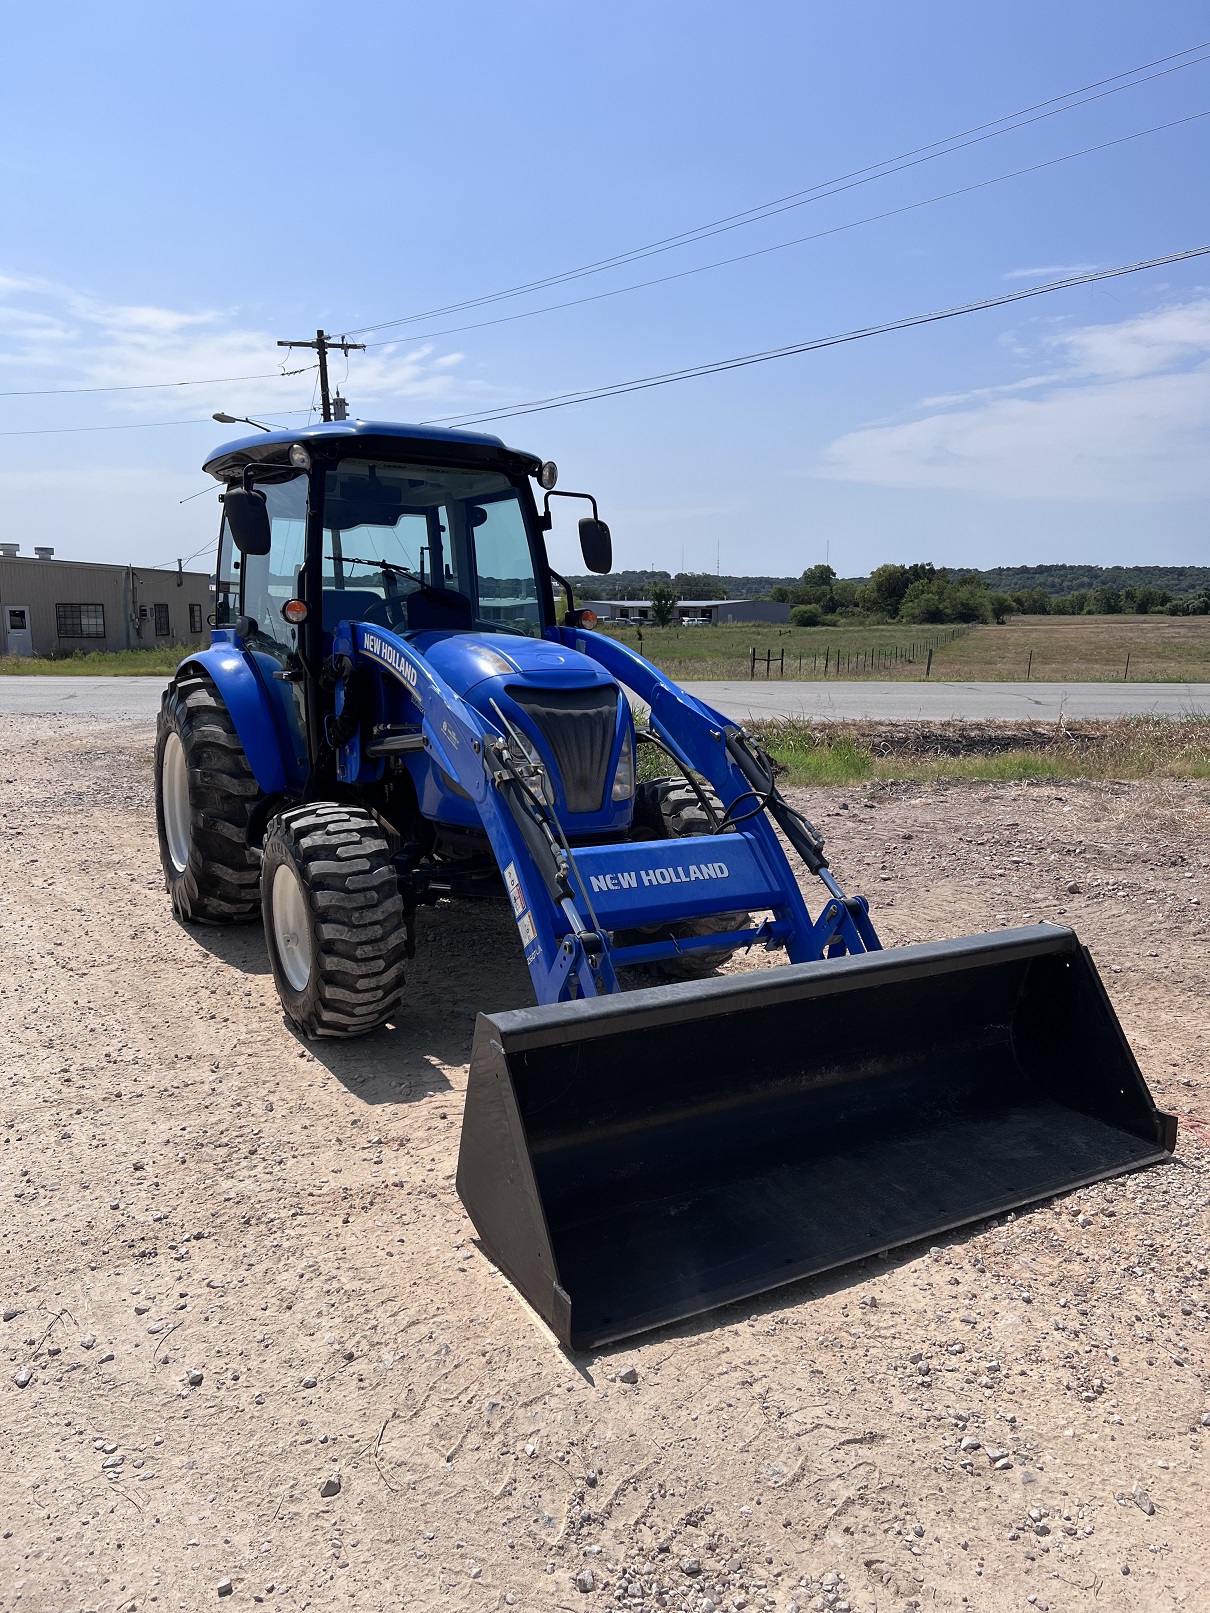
177, 644, 291, 795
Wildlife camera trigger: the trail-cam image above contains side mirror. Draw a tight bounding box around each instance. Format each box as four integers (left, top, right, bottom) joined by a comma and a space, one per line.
578, 516, 612, 574
222, 488, 271, 556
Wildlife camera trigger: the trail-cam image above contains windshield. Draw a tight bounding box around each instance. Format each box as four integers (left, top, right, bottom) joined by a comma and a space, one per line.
321, 459, 543, 636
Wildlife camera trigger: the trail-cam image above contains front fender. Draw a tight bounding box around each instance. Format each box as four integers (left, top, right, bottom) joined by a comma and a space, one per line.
177, 644, 291, 795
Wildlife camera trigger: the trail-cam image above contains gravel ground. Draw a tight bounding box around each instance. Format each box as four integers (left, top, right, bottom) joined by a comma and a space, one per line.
1, 716, 1207, 1613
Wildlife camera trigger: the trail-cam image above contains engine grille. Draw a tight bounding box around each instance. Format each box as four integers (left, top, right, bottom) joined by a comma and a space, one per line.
507, 685, 620, 815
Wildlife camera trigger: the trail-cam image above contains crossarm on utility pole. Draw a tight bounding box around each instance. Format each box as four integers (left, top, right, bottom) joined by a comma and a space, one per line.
276, 329, 365, 422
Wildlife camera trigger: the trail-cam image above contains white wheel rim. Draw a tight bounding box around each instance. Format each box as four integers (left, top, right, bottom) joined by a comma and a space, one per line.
162, 731, 191, 873
271, 863, 313, 993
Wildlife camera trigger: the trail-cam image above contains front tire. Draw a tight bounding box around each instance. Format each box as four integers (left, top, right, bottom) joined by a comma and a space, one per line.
261, 803, 409, 1039
616, 776, 750, 981
155, 668, 263, 923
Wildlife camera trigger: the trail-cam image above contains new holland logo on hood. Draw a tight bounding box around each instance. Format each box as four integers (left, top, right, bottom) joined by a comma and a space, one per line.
361, 630, 419, 691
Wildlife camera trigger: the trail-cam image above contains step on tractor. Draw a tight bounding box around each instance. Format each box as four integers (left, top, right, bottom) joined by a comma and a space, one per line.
156, 420, 1176, 1350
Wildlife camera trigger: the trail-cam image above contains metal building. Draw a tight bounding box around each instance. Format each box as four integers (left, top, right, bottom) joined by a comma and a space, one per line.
0, 547, 212, 658
582, 597, 792, 626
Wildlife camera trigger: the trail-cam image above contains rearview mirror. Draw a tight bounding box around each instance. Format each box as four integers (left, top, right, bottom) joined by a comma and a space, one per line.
223, 488, 271, 556
578, 516, 612, 574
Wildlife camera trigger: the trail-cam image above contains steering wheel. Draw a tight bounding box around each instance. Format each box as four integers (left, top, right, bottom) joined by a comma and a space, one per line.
359, 594, 410, 631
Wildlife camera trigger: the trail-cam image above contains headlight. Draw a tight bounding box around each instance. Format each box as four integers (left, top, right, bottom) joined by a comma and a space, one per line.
612, 727, 635, 801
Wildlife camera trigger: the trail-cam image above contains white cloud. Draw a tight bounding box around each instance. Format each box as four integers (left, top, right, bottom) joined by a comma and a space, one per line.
1001, 263, 1097, 281
0, 274, 492, 419
815, 296, 1210, 502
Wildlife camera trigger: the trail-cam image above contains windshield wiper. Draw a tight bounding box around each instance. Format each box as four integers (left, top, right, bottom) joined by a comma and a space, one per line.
328, 555, 446, 596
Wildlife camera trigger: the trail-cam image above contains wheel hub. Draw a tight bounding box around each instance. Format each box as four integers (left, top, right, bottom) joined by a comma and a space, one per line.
161, 732, 191, 873
271, 863, 313, 992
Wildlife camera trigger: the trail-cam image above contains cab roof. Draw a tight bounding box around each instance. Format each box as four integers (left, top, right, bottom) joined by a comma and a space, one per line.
203, 418, 542, 484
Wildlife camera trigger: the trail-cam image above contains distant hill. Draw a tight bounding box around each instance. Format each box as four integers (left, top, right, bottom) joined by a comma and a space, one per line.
573, 565, 1210, 600
950, 565, 1210, 597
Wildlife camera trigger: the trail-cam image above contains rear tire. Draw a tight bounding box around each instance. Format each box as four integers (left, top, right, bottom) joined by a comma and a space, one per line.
155, 668, 263, 923
261, 803, 409, 1039
616, 776, 749, 981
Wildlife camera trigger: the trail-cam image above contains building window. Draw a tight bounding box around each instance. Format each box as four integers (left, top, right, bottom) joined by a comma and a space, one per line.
189, 602, 203, 633
154, 603, 171, 636
56, 603, 105, 639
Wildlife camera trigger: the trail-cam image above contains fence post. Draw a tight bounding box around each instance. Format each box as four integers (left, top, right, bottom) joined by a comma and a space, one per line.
925, 646, 933, 679
1026, 649, 1032, 682
1124, 651, 1131, 682
780, 647, 785, 678
750, 645, 755, 680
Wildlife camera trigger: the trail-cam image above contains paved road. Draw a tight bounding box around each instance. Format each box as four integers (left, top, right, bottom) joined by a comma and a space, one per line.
0, 676, 166, 721
2, 674, 1208, 725
682, 680, 1210, 722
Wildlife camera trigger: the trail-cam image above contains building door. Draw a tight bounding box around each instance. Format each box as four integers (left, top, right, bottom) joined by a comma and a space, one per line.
5, 606, 33, 657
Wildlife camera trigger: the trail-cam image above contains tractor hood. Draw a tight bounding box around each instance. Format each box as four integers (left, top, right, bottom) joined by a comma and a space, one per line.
409, 630, 632, 827
410, 630, 615, 702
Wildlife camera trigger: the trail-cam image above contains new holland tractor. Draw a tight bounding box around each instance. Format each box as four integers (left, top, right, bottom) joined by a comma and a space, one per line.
156, 419, 1175, 1349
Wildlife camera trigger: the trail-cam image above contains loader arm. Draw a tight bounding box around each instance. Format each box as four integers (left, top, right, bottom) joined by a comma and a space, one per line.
549, 625, 882, 957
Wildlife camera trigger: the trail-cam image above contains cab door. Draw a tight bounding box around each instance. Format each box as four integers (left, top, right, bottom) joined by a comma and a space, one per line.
233, 475, 310, 786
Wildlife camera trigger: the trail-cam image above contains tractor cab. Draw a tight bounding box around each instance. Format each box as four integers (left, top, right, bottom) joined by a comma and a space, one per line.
203, 420, 612, 791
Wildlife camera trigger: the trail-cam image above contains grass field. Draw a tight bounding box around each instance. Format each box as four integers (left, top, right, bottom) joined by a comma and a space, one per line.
929, 614, 1210, 682
604, 614, 1210, 683
0, 645, 192, 676
601, 620, 969, 681
752, 715, 1210, 786
2, 615, 1208, 683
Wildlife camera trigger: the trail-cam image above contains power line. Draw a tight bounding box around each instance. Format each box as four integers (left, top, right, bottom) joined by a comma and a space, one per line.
363, 109, 1209, 351
344, 43, 1210, 337
0, 408, 315, 439
0, 365, 316, 400
422, 246, 1210, 428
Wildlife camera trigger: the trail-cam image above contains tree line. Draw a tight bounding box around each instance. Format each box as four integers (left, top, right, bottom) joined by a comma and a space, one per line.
768, 564, 1210, 626
571, 564, 1210, 626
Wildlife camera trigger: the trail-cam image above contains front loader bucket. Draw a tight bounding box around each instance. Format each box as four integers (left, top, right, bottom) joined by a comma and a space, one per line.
456, 925, 1175, 1351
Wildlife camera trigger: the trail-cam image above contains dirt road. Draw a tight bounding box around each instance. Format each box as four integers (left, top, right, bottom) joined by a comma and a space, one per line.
1, 717, 1207, 1613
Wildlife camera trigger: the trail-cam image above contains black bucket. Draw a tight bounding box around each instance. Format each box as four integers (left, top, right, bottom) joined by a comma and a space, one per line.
456, 925, 1175, 1350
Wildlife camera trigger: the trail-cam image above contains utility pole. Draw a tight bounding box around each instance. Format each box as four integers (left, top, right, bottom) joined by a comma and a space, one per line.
276, 329, 365, 423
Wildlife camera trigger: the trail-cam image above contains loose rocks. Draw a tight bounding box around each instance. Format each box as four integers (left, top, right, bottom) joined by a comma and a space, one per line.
320, 1475, 341, 1498
573, 1568, 596, 1593
187, 1369, 204, 1387
217, 1579, 233, 1598
13, 1366, 32, 1388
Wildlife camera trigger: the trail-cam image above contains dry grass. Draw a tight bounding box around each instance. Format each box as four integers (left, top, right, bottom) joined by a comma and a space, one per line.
604, 615, 1210, 683
755, 716, 1210, 786
929, 614, 1210, 683
600, 620, 969, 682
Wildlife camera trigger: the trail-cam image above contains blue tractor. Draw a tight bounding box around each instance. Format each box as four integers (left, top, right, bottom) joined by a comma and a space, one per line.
156, 419, 1175, 1349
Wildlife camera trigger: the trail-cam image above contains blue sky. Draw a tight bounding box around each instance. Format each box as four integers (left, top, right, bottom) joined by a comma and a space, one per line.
1, 1, 1208, 580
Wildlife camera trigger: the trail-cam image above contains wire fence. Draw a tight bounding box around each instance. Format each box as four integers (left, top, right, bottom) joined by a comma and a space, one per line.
749, 624, 972, 679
